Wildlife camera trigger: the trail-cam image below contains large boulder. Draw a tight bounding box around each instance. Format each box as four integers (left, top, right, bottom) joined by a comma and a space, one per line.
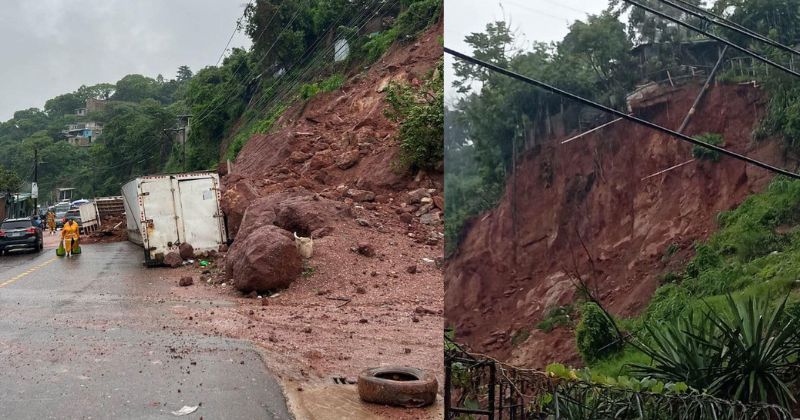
226, 226, 302, 293
273, 195, 345, 237
237, 192, 300, 241
220, 178, 260, 239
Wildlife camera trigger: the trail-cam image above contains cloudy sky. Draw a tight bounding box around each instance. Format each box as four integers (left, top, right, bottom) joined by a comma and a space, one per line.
445, 0, 610, 105
0, 1, 251, 120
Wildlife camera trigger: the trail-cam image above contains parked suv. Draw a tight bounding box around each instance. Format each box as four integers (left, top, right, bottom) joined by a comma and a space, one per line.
0, 218, 44, 255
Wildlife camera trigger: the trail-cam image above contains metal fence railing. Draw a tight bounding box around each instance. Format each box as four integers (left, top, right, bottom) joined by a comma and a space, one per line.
444, 341, 793, 420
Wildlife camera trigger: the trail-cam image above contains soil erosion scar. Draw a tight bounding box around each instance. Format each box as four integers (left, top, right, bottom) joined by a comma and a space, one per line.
0, 257, 57, 288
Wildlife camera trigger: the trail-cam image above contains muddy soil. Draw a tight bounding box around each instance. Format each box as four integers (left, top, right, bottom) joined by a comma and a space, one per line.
445, 83, 789, 367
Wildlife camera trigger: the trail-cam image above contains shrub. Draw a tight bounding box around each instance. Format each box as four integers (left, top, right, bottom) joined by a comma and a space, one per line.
536, 305, 574, 332
632, 295, 799, 408
299, 74, 344, 100
691, 132, 724, 162
395, 0, 442, 39
575, 302, 621, 363
384, 60, 443, 170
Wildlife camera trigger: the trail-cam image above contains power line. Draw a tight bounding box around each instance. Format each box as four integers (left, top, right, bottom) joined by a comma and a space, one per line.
229, 0, 390, 147
189, 5, 304, 127
623, 0, 800, 79
444, 47, 800, 179
657, 0, 800, 57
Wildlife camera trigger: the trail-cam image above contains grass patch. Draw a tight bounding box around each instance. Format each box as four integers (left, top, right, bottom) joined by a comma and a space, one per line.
225, 103, 288, 160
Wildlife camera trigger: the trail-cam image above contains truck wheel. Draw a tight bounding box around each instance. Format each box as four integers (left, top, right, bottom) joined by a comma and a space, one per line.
357, 366, 438, 408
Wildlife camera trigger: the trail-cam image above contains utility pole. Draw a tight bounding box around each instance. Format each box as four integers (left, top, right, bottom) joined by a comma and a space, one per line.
166, 115, 192, 172
32, 148, 38, 216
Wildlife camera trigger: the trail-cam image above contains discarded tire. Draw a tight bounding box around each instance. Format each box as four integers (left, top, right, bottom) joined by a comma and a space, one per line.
357, 366, 438, 408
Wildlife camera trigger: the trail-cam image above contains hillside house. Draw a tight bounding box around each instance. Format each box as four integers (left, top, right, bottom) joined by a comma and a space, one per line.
63, 121, 103, 146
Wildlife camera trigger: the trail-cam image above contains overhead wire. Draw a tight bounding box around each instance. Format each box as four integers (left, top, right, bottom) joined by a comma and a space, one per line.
189, 4, 304, 127
222, 0, 390, 143
656, 0, 800, 57
444, 47, 800, 179
93, 1, 377, 176
622, 0, 800, 79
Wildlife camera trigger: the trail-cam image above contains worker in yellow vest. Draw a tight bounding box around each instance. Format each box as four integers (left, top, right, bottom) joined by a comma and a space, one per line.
61, 219, 80, 257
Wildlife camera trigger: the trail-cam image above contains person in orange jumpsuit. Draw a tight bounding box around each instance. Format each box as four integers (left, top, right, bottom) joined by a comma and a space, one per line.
46, 211, 56, 235
61, 219, 80, 257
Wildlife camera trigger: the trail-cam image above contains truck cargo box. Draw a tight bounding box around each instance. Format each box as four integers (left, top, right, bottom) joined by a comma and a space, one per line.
121, 172, 227, 266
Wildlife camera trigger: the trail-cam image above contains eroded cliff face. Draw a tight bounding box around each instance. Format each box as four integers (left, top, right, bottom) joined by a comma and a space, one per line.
445, 83, 786, 367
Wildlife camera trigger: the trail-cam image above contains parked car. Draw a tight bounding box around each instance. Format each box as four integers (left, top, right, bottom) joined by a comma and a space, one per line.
0, 218, 44, 255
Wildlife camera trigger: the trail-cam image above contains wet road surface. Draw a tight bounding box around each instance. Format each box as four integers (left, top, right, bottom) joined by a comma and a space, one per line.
0, 241, 290, 419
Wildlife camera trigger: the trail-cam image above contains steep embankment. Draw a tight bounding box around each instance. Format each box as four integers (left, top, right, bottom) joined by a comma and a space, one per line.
201, 19, 443, 418
445, 82, 788, 367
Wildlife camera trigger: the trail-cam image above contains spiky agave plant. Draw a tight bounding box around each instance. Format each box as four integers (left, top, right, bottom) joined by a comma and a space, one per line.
705, 295, 798, 408
631, 295, 800, 408
630, 310, 722, 391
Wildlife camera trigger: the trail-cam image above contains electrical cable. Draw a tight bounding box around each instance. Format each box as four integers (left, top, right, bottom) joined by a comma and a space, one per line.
622, 0, 800, 79
444, 47, 800, 179
656, 0, 800, 57
189, 4, 305, 127
219, 0, 388, 140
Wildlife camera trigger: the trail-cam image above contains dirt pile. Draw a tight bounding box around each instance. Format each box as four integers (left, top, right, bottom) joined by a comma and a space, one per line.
81, 214, 127, 244
205, 17, 443, 415
445, 83, 788, 368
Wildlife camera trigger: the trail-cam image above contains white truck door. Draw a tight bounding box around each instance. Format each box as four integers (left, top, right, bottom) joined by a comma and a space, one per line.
140, 179, 180, 253
176, 178, 222, 250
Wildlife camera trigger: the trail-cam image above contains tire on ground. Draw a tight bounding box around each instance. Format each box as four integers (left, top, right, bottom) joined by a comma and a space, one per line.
357, 366, 438, 408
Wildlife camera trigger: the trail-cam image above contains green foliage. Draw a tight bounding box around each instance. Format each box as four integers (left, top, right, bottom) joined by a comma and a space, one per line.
299, 74, 345, 99
536, 305, 575, 332
0, 166, 22, 196
395, 0, 441, 39
448, 13, 636, 255
632, 295, 798, 408
575, 302, 622, 363
384, 61, 443, 171
510, 329, 530, 347
362, 28, 400, 63
691, 133, 724, 162
225, 103, 288, 161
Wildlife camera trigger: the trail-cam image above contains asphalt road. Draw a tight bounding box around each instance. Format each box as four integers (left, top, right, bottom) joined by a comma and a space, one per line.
0, 241, 291, 419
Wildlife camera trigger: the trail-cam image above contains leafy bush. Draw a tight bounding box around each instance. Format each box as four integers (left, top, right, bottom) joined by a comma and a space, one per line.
395, 0, 442, 39
299, 74, 344, 100
536, 305, 574, 332
691, 132, 724, 162
633, 295, 800, 408
384, 60, 443, 170
575, 302, 621, 363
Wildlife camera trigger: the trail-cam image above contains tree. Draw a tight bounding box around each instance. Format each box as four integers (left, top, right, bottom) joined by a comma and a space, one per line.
113, 74, 159, 103
0, 167, 22, 196
176, 65, 193, 82
452, 21, 515, 93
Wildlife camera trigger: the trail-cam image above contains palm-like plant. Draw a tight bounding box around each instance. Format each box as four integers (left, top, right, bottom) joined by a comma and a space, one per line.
631, 295, 800, 408
705, 296, 797, 408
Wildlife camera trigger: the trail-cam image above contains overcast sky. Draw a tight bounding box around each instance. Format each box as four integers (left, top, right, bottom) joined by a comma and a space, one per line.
0, 1, 251, 121
445, 0, 610, 106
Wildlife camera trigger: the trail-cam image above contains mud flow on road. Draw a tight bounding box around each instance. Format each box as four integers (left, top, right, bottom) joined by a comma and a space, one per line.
0, 242, 290, 419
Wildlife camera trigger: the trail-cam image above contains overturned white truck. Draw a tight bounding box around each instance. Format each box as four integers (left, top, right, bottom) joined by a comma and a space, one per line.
122, 172, 228, 266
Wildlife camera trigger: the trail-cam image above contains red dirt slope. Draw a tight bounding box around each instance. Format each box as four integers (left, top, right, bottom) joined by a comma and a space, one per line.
445, 82, 788, 368
204, 18, 444, 416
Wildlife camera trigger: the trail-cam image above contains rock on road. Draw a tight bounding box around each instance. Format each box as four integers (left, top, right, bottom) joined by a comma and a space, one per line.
0, 241, 291, 419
